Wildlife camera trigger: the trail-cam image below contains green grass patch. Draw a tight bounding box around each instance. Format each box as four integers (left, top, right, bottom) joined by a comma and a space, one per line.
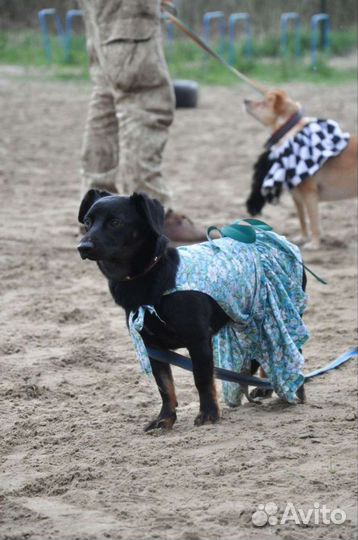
167, 56, 356, 86
0, 30, 88, 67
165, 35, 356, 85
0, 29, 356, 85
252, 29, 357, 58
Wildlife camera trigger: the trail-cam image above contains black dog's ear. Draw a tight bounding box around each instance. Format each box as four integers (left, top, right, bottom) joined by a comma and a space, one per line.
78, 189, 112, 223
130, 192, 165, 235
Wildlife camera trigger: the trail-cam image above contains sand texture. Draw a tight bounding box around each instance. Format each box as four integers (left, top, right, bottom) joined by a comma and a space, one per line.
0, 73, 357, 540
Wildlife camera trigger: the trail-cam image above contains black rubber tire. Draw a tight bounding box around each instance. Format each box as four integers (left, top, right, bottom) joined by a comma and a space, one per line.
173, 80, 199, 108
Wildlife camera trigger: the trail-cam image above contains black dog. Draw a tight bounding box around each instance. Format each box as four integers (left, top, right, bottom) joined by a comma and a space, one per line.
78, 190, 306, 430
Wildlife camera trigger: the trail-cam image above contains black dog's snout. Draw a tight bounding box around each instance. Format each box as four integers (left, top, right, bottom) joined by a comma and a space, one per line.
78, 240, 95, 260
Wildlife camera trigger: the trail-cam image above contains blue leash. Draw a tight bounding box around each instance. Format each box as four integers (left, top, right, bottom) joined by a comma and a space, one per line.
147, 346, 357, 389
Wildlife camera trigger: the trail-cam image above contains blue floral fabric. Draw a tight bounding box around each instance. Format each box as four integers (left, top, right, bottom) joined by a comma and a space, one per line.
129, 232, 309, 405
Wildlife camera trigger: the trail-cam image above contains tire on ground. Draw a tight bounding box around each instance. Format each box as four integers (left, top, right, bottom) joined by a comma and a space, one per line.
173, 80, 199, 108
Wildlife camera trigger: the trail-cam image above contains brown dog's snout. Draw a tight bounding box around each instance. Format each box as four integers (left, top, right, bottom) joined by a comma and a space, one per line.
244, 98, 256, 107
243, 99, 254, 112
78, 240, 95, 260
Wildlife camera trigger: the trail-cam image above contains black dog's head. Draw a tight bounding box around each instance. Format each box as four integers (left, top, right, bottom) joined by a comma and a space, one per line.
77, 190, 167, 280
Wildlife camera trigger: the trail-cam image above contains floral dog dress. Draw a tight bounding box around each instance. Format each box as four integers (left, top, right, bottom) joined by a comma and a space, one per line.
129, 231, 309, 406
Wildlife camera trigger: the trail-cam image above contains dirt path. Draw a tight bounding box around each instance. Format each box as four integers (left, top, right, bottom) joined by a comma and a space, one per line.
0, 73, 357, 540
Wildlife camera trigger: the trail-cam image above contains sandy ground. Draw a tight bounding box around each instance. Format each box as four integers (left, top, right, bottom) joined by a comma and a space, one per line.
0, 71, 357, 540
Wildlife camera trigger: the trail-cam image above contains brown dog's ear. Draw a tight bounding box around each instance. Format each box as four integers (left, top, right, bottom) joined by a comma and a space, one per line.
272, 90, 287, 115
78, 189, 112, 223
130, 192, 165, 236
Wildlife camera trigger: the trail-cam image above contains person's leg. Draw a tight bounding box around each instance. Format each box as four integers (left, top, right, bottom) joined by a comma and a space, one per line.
80, 45, 119, 195
109, 32, 205, 241
115, 91, 173, 204
110, 30, 174, 204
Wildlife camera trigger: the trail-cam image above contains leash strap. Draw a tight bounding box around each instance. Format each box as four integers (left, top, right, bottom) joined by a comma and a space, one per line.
147, 346, 357, 389
163, 11, 267, 94
148, 346, 272, 388
305, 347, 357, 379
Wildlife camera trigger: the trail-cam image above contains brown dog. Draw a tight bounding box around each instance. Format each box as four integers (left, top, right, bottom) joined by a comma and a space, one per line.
244, 90, 357, 250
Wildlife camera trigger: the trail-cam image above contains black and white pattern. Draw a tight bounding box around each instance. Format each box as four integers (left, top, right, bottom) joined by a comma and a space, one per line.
261, 119, 350, 199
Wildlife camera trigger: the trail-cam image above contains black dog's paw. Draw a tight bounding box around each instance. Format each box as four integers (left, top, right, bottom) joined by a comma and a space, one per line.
296, 384, 306, 403
249, 387, 273, 400
144, 412, 177, 432
194, 407, 220, 427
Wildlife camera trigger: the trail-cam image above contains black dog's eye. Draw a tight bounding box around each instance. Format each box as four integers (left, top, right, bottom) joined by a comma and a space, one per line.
109, 218, 123, 229
83, 217, 92, 231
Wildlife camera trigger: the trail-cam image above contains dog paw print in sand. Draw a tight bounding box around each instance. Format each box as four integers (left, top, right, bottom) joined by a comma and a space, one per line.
58, 308, 90, 324
4, 383, 47, 400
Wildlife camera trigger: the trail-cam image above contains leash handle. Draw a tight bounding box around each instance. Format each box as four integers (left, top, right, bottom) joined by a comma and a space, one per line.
161, 1, 177, 15
207, 218, 272, 244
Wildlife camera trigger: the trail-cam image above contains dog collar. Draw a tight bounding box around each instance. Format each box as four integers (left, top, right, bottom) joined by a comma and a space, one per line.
264, 109, 304, 149
121, 255, 162, 282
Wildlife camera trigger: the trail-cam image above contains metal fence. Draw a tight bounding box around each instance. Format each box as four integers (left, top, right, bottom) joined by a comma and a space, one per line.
1, 0, 357, 31
176, 0, 357, 32
36, 6, 340, 67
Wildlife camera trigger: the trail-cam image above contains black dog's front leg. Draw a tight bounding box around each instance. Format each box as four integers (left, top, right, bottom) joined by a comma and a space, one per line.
145, 359, 178, 432
188, 339, 220, 426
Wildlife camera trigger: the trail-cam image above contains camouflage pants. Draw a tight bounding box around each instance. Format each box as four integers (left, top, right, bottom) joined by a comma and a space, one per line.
81, 27, 175, 204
